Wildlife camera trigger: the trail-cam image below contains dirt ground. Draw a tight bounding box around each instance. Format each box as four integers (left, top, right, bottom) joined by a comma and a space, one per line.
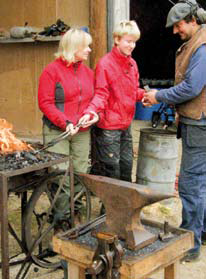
1, 120, 206, 279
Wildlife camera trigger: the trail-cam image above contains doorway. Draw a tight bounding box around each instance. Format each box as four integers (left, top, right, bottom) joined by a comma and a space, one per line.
130, 0, 206, 87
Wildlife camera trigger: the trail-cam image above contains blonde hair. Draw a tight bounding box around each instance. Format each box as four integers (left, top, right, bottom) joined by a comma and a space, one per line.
55, 28, 92, 64
113, 20, 140, 41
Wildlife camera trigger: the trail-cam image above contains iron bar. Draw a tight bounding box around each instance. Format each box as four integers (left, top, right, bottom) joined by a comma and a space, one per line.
70, 156, 75, 228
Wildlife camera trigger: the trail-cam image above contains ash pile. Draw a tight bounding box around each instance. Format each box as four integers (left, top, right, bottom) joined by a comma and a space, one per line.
0, 150, 65, 171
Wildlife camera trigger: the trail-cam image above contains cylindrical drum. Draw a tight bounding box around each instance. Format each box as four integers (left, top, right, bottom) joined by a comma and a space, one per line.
136, 128, 178, 194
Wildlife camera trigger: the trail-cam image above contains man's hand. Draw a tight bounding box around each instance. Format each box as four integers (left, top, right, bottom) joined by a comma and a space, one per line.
142, 89, 159, 107
66, 123, 79, 136
78, 111, 99, 128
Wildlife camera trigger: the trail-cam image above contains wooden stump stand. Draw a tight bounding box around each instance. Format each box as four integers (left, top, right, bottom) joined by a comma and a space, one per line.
53, 219, 194, 279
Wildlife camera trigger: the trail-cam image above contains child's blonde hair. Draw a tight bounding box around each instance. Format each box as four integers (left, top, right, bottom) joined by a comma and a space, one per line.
55, 28, 92, 63
113, 20, 140, 41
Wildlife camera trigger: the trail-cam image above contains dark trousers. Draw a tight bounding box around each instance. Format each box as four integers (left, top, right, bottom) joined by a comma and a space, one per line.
90, 126, 133, 182
178, 123, 206, 253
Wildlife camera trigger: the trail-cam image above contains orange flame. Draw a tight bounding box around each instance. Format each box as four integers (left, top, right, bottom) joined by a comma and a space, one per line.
0, 119, 33, 154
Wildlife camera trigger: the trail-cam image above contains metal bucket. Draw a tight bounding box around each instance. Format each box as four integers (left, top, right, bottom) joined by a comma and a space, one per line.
136, 128, 178, 194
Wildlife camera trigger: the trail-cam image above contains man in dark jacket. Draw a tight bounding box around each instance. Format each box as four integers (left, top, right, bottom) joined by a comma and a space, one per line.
79, 20, 145, 182
143, 0, 206, 262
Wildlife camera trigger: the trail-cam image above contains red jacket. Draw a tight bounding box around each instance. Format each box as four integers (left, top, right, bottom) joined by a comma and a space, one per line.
84, 46, 145, 130
38, 58, 94, 131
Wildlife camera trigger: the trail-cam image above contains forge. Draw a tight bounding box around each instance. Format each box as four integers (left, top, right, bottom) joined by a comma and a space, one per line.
78, 173, 174, 250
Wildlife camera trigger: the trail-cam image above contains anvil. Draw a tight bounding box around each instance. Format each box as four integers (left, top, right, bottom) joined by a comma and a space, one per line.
78, 174, 174, 250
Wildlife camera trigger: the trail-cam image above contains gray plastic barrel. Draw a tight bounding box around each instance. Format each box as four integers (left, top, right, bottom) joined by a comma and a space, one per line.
136, 128, 178, 194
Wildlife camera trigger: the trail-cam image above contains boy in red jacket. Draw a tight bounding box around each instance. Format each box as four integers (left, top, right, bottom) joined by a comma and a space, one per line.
79, 20, 145, 182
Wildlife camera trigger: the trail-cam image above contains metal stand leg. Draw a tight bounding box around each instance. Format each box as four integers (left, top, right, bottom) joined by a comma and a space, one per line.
21, 191, 27, 249
0, 175, 9, 279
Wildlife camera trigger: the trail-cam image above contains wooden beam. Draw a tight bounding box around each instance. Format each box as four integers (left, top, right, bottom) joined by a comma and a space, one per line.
89, 0, 107, 69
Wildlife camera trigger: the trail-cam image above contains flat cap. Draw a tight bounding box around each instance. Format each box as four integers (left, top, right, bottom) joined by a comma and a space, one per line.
166, 0, 198, 27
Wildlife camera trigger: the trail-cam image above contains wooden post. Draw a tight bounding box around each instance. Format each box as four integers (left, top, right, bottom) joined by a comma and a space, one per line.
107, 0, 130, 50
89, 0, 107, 69
68, 262, 86, 279
165, 261, 180, 279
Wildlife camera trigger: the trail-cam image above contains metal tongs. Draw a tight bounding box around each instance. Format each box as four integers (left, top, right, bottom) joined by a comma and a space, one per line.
34, 123, 82, 154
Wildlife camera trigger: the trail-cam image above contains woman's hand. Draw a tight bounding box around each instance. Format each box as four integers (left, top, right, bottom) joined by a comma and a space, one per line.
66, 123, 79, 136
78, 111, 99, 128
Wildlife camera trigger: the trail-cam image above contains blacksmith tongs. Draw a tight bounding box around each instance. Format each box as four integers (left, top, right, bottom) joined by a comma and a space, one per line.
34, 123, 82, 154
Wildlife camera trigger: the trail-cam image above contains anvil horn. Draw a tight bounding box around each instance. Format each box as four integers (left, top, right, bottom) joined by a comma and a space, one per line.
78, 173, 174, 250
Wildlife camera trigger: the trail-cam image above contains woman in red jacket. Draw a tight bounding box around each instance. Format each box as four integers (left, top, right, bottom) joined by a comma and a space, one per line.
38, 28, 98, 226
79, 21, 145, 182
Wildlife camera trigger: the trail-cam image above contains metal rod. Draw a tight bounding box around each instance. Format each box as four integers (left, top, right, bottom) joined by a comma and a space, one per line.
35, 123, 83, 154
60, 214, 106, 239
168, 0, 175, 5
21, 192, 27, 249
0, 175, 9, 279
8, 222, 27, 254
34, 130, 71, 154
70, 156, 75, 228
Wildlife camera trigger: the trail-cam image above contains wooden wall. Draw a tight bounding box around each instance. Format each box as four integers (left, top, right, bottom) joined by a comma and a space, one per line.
0, 0, 90, 137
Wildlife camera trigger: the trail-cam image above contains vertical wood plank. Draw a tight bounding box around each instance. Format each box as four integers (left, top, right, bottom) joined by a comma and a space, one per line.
89, 0, 107, 69
165, 262, 180, 279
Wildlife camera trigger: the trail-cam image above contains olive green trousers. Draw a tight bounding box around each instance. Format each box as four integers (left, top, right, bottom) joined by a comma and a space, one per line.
43, 125, 90, 218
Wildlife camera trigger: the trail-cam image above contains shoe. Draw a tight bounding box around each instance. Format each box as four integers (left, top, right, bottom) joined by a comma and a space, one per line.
180, 251, 200, 263
201, 232, 206, 245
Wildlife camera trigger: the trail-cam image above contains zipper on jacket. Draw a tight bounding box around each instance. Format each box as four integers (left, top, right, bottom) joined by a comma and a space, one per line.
73, 64, 82, 123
